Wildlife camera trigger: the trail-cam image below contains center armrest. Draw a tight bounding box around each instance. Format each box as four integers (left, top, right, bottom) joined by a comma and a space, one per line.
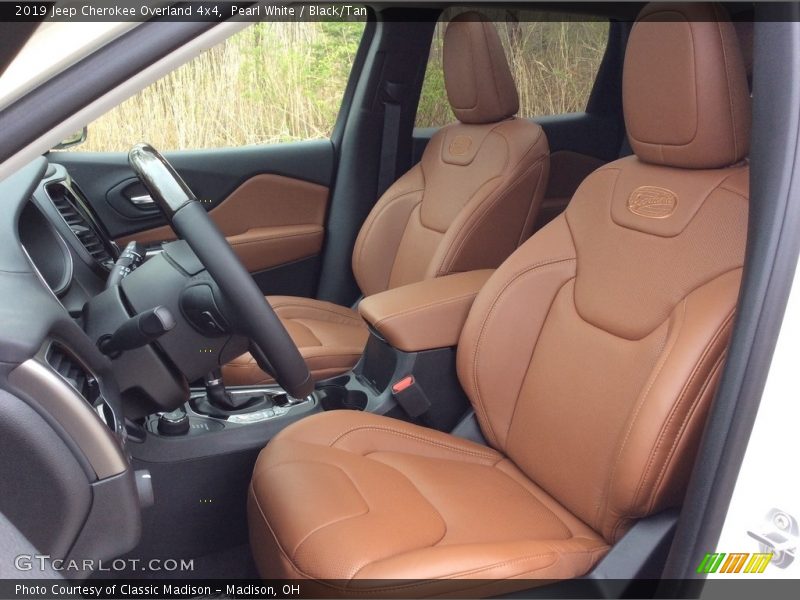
358, 269, 494, 352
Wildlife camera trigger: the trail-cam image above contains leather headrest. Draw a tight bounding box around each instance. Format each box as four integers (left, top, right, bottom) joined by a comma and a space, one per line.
443, 12, 519, 124
623, 3, 751, 169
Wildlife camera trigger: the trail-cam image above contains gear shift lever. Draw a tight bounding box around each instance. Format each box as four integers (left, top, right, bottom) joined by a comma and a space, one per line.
204, 368, 251, 410
193, 369, 309, 419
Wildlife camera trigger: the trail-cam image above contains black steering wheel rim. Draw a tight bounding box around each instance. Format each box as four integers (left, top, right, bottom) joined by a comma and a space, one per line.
128, 143, 313, 399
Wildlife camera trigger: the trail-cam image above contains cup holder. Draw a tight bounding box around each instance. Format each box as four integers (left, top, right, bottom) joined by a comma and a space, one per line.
317, 385, 367, 411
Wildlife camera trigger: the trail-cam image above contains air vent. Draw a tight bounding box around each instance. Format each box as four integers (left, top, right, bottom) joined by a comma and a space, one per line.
46, 344, 99, 404
47, 184, 114, 269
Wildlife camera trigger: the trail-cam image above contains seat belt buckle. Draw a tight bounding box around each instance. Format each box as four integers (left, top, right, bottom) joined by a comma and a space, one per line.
391, 375, 431, 418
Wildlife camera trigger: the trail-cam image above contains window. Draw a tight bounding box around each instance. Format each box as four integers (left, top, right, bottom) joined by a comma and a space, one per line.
80, 21, 365, 152
415, 11, 609, 128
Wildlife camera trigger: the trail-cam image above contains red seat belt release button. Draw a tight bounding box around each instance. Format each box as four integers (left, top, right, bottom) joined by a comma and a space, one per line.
391, 375, 431, 418
392, 375, 415, 394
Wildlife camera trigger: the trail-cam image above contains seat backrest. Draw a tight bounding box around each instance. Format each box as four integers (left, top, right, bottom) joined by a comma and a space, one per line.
457, 3, 751, 544
352, 12, 550, 296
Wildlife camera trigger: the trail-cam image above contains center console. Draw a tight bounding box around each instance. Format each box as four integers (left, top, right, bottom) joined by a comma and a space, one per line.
124, 269, 493, 560
133, 268, 495, 449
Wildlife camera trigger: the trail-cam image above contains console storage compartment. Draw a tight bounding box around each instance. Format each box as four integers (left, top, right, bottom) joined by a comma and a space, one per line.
344, 269, 494, 431
358, 269, 494, 352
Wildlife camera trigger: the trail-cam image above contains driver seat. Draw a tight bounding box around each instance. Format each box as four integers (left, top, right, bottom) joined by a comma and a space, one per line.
223, 12, 550, 386
248, 4, 751, 594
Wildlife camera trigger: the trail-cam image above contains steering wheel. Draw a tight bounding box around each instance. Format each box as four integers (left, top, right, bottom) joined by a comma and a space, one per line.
127, 143, 313, 400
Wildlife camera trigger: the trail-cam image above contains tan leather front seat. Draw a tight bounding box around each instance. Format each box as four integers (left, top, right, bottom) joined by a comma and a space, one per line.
248, 3, 751, 594
223, 12, 550, 385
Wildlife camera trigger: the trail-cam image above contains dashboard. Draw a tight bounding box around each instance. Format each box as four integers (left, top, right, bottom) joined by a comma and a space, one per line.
1, 155, 249, 570
20, 163, 119, 314
18, 200, 73, 296
0, 157, 140, 570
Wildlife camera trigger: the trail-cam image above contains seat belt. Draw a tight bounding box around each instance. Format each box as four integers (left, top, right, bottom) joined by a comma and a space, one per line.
377, 81, 404, 197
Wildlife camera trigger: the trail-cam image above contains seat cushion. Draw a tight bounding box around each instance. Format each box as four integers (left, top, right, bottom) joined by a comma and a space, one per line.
249, 411, 608, 595
222, 296, 369, 386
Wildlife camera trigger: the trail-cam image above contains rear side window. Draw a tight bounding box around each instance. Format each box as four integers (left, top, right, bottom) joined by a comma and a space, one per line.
416, 11, 609, 128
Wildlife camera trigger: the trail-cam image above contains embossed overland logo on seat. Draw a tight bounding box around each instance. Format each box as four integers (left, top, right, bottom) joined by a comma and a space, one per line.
627, 186, 678, 218
449, 135, 472, 156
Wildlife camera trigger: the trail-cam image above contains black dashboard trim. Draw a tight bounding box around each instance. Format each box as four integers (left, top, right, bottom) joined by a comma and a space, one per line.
7, 351, 128, 481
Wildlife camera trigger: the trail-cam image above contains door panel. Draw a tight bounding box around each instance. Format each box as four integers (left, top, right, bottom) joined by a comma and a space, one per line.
116, 173, 329, 273
49, 140, 334, 296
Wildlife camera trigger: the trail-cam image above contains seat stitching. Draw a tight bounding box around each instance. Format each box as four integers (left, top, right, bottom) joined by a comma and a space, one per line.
646, 350, 727, 515
434, 124, 545, 275
426, 121, 541, 276
301, 349, 364, 360
343, 457, 450, 572
718, 184, 748, 199
598, 300, 681, 529
354, 184, 425, 293
716, 165, 749, 198
285, 319, 322, 347
248, 484, 315, 575
632, 310, 735, 509
329, 426, 500, 461
295, 468, 440, 575
271, 303, 363, 323
598, 269, 740, 536
227, 228, 321, 246
325, 543, 607, 595
575, 169, 744, 340
426, 171, 503, 235
266, 450, 449, 575
437, 152, 548, 277
253, 467, 604, 588
516, 136, 548, 248
504, 277, 576, 448
610, 516, 634, 545
351, 550, 559, 583
372, 290, 480, 328
364, 451, 574, 541
633, 310, 734, 505
386, 206, 427, 288
425, 128, 508, 234
490, 460, 574, 540
346, 543, 608, 590
290, 319, 363, 345
266, 463, 372, 558
469, 257, 577, 447
424, 123, 509, 255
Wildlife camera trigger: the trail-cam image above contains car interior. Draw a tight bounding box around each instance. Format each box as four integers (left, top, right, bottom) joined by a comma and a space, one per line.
3, 1, 799, 597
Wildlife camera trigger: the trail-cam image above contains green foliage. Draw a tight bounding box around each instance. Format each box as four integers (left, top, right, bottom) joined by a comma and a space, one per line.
81, 17, 608, 152
81, 21, 365, 151
416, 13, 609, 127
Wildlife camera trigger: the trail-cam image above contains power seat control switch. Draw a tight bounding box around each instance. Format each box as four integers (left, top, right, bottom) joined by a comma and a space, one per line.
391, 375, 431, 418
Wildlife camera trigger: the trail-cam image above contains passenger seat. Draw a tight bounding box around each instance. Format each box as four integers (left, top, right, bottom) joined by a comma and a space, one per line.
223, 12, 550, 385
